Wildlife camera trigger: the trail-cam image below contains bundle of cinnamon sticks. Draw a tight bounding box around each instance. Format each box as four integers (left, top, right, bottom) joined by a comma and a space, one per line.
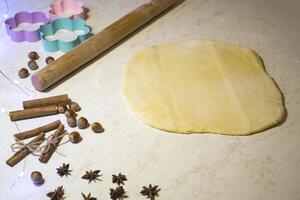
6, 94, 70, 167
6, 94, 104, 167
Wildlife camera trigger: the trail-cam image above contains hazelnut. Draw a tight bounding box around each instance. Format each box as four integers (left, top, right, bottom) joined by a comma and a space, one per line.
57, 104, 67, 113
28, 51, 39, 60
69, 102, 81, 112
31, 171, 44, 186
28, 60, 39, 70
77, 117, 88, 129
69, 131, 81, 143
91, 122, 104, 133
45, 56, 55, 64
67, 116, 77, 127
65, 109, 76, 118
18, 68, 29, 78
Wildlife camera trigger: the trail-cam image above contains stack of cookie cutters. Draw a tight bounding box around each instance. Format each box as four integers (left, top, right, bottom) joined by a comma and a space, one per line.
4, 0, 91, 52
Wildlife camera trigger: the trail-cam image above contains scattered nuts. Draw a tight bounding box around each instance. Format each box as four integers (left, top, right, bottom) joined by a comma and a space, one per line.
69, 131, 81, 143
18, 68, 29, 79
77, 117, 88, 129
67, 116, 77, 127
65, 109, 76, 118
28, 60, 39, 70
91, 122, 104, 133
28, 51, 39, 60
31, 171, 44, 186
45, 56, 55, 64
57, 104, 67, 113
69, 102, 81, 112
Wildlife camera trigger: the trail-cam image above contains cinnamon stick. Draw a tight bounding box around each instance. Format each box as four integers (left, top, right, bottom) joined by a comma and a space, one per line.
6, 132, 45, 167
14, 120, 61, 141
23, 94, 69, 109
39, 124, 65, 163
9, 105, 58, 121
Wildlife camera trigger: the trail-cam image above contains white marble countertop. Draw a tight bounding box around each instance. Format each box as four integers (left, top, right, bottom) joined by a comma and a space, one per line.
0, 0, 299, 199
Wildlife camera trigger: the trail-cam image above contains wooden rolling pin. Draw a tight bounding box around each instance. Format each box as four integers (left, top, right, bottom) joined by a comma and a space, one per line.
32, 0, 180, 91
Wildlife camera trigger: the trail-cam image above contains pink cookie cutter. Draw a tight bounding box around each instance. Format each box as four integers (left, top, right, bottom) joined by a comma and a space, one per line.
49, 0, 86, 22
5, 12, 49, 42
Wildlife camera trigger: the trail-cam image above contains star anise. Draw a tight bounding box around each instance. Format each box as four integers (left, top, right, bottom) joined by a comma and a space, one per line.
109, 186, 128, 200
140, 184, 161, 200
82, 192, 97, 200
47, 186, 65, 200
82, 170, 102, 183
112, 173, 127, 185
56, 163, 72, 177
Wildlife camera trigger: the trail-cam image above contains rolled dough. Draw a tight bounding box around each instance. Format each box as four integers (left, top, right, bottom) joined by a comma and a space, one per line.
122, 40, 285, 135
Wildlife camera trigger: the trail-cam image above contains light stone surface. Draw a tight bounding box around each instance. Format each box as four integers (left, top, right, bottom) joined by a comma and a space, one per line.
0, 0, 299, 200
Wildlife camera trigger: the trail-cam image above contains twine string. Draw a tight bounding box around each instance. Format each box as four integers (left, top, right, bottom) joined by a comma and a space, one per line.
10, 131, 69, 156
10, 140, 44, 156
41, 131, 68, 155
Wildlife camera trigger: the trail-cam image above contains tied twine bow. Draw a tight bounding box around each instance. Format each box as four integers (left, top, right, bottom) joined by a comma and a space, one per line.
11, 132, 68, 156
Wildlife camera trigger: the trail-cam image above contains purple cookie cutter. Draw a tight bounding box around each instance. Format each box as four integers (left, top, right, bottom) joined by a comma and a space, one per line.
5, 12, 49, 42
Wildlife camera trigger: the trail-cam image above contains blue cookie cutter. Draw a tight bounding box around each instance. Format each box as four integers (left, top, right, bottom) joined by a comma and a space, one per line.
39, 18, 91, 52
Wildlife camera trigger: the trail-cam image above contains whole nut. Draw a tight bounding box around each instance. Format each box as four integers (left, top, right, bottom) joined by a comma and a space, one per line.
65, 109, 76, 118
18, 68, 29, 78
28, 60, 39, 70
28, 51, 39, 60
69, 131, 81, 143
67, 116, 77, 127
45, 56, 55, 64
57, 104, 67, 113
77, 117, 88, 129
69, 102, 81, 112
91, 122, 104, 133
31, 171, 44, 186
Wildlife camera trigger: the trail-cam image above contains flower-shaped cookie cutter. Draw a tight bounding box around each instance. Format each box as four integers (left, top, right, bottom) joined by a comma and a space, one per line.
49, 0, 86, 22
5, 12, 49, 42
39, 18, 91, 52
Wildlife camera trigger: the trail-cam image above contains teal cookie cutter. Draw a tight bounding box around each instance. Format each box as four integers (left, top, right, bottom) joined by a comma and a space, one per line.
39, 18, 91, 52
